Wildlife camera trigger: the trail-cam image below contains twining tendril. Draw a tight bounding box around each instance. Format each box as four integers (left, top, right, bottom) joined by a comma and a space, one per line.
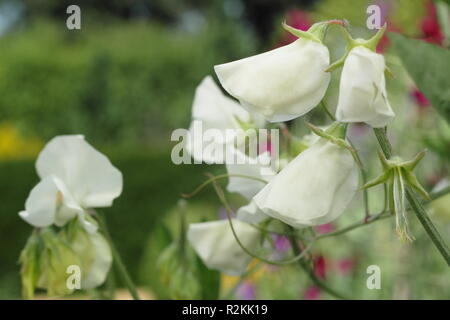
207, 174, 315, 266
181, 173, 267, 199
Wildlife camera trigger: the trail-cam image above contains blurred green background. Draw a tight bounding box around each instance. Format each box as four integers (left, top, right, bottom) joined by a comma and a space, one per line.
0, 0, 449, 299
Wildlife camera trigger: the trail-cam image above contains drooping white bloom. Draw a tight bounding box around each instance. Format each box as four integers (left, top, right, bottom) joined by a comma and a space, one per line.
214, 38, 331, 122
253, 138, 359, 228
236, 201, 268, 224
19, 135, 123, 233
335, 46, 395, 128
226, 150, 275, 200
187, 219, 260, 275
186, 76, 264, 164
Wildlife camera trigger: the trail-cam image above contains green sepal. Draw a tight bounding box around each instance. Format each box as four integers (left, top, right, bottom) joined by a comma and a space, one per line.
326, 24, 387, 73
361, 170, 391, 190
402, 169, 431, 200
306, 122, 353, 152
282, 22, 321, 43
400, 149, 427, 171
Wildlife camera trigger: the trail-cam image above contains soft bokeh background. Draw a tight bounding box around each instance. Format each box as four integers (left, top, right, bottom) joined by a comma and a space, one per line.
0, 0, 449, 299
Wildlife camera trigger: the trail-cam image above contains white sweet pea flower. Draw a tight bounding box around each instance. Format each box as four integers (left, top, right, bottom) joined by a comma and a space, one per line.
187, 219, 260, 275
254, 138, 359, 228
214, 38, 330, 122
19, 135, 123, 232
186, 76, 265, 164
236, 201, 268, 224
226, 150, 275, 200
335, 46, 395, 128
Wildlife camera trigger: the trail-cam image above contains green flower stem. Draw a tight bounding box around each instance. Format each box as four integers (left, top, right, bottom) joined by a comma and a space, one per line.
286, 228, 350, 300
315, 185, 450, 240
373, 128, 450, 266
96, 211, 141, 300
320, 101, 336, 121
315, 212, 391, 240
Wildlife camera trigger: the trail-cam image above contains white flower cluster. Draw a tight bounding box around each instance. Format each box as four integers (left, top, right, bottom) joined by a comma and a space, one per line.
186, 21, 396, 275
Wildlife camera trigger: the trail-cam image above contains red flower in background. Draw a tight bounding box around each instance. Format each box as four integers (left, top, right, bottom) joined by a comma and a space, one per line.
314, 223, 334, 234
336, 258, 356, 276
422, 0, 444, 45
313, 255, 327, 279
277, 9, 312, 47
304, 286, 321, 300
376, 23, 402, 53
410, 88, 430, 108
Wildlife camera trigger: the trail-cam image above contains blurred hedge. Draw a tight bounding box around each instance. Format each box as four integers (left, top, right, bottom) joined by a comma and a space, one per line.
0, 147, 221, 299
0, 20, 256, 144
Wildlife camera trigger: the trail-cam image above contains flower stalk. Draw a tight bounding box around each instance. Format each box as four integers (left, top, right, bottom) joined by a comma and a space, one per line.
373, 128, 450, 266
95, 211, 141, 300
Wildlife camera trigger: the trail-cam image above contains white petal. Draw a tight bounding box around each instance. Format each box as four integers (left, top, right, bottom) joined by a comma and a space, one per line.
36, 135, 123, 208
19, 175, 83, 228
254, 139, 359, 228
215, 38, 330, 122
186, 76, 264, 164
187, 219, 260, 275
191, 76, 252, 131
81, 232, 112, 289
226, 150, 275, 200
335, 46, 395, 128
236, 201, 268, 224
19, 176, 59, 228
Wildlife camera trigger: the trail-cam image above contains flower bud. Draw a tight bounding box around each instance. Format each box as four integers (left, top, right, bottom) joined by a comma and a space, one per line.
157, 244, 201, 299
19, 233, 41, 299
335, 46, 394, 127
62, 218, 112, 289
36, 228, 81, 297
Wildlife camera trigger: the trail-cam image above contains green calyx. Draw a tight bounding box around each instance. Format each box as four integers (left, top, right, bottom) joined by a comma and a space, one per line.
362, 150, 429, 242
326, 23, 387, 72
306, 121, 354, 152
282, 19, 347, 43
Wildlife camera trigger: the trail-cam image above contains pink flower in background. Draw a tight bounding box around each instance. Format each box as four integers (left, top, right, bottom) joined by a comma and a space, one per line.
260, 140, 273, 155
277, 9, 312, 47
336, 258, 355, 275
218, 206, 229, 220
410, 88, 430, 108
273, 235, 291, 252
236, 282, 256, 300
313, 255, 327, 279
422, 0, 443, 45
304, 286, 321, 300
314, 223, 334, 234
376, 23, 402, 53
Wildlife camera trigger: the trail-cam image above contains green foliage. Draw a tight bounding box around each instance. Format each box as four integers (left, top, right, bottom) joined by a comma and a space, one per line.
389, 33, 450, 122
0, 20, 256, 144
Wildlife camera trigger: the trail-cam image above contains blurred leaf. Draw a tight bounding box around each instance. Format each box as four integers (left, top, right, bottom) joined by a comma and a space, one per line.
389, 33, 450, 122
139, 222, 172, 298
196, 253, 220, 300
